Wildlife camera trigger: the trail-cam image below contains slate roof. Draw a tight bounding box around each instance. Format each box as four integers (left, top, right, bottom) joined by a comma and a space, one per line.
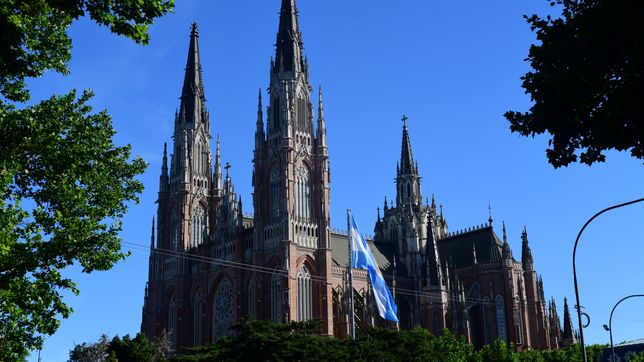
329, 232, 394, 273
437, 226, 503, 268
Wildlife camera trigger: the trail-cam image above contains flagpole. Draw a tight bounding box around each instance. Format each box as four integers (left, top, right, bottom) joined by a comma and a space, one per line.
347, 209, 355, 339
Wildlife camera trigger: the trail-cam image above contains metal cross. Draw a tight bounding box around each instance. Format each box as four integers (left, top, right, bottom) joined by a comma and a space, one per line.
401, 114, 408, 127
225, 162, 231, 175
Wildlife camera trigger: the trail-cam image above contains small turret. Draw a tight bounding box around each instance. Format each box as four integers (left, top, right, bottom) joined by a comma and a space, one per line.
521, 226, 534, 270
159, 143, 168, 192
502, 221, 513, 261
316, 86, 327, 150
562, 298, 577, 346
150, 217, 155, 249
255, 89, 264, 151
213, 136, 222, 196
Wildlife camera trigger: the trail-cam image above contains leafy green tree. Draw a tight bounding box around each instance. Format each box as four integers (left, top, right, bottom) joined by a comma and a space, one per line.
505, 0, 644, 168
69, 333, 167, 362
0, 0, 173, 359
479, 339, 518, 362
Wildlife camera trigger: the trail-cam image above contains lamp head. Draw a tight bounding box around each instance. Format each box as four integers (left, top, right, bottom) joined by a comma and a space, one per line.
603, 324, 610, 331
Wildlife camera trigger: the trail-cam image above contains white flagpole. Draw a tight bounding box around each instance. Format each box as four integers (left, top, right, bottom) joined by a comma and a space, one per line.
347, 209, 355, 339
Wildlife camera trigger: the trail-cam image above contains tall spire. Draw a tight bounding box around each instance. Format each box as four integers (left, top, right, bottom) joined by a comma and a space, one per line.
159, 142, 168, 192
400, 115, 415, 174
317, 85, 327, 148
521, 226, 534, 270
502, 221, 513, 260
255, 89, 264, 150
275, 0, 304, 74
562, 298, 577, 344
213, 136, 222, 194
150, 217, 155, 249
179, 22, 206, 124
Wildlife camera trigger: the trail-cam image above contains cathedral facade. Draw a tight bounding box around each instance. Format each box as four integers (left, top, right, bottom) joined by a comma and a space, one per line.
141, 0, 573, 352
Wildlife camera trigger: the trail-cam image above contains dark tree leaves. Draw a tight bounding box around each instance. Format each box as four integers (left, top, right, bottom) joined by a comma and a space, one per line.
506, 0, 644, 168
0, 0, 174, 102
0, 0, 173, 359
0, 91, 147, 359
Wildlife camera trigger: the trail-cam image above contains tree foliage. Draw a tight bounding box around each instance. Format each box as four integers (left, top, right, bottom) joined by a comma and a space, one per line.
0, 0, 173, 359
165, 319, 608, 362
505, 0, 644, 168
69, 333, 168, 362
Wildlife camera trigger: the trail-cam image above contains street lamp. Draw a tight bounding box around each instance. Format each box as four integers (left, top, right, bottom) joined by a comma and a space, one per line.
603, 294, 644, 362
572, 197, 644, 362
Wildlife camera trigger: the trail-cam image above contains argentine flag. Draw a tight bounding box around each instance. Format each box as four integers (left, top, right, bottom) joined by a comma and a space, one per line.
350, 215, 399, 323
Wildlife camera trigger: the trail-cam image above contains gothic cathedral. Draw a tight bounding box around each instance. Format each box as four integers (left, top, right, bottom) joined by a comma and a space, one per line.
141, 0, 575, 352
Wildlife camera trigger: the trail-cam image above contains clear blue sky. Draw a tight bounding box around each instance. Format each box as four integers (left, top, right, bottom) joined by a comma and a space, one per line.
27, 1, 643, 360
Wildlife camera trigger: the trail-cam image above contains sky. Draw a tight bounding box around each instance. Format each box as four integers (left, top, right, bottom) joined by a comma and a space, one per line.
26, 0, 644, 360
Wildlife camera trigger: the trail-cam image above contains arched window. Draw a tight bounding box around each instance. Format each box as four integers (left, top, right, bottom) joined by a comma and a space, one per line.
168, 295, 176, 349
271, 273, 282, 323
482, 297, 493, 344
297, 266, 312, 321
194, 290, 203, 346
295, 165, 310, 221
495, 295, 508, 342
270, 169, 280, 220
273, 97, 280, 129
213, 279, 234, 340
191, 206, 206, 248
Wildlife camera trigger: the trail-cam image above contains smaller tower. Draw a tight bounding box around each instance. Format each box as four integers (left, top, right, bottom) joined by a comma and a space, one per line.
562, 298, 577, 346
521, 226, 534, 271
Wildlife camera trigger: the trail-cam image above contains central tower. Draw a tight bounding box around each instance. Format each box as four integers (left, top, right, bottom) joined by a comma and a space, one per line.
252, 0, 332, 333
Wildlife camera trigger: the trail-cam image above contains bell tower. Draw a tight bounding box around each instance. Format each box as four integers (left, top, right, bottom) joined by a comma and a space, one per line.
252, 0, 332, 334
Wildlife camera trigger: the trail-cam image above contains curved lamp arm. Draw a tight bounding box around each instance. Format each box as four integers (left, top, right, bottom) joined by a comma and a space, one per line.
572, 197, 644, 362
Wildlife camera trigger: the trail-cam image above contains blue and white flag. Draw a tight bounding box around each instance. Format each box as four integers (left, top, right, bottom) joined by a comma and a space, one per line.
350, 215, 399, 323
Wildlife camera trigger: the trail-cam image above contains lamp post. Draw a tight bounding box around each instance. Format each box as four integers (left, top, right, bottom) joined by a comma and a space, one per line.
572, 197, 644, 362
602, 294, 644, 362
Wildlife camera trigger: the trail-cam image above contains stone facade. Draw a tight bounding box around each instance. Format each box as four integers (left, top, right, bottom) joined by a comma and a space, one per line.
141, 0, 569, 352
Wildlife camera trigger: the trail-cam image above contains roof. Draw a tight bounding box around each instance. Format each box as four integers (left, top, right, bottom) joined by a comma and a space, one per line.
437, 226, 503, 268
329, 232, 394, 273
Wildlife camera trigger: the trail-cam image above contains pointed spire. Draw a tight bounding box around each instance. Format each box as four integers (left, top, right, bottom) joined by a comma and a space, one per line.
317, 85, 327, 148
431, 194, 436, 209
384, 196, 388, 211
179, 22, 206, 124
213, 136, 222, 193
562, 298, 576, 344
400, 115, 415, 174
275, 0, 304, 74
488, 202, 493, 226
255, 88, 264, 149
521, 226, 534, 269
162, 142, 168, 177
159, 143, 168, 192
502, 221, 513, 260
377, 207, 381, 222
150, 217, 155, 249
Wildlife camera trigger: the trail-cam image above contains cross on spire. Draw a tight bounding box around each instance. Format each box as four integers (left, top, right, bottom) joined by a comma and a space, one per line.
225, 162, 231, 176
402, 114, 408, 127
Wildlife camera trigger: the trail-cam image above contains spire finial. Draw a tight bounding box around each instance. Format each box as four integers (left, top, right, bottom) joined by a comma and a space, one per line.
150, 217, 155, 249
377, 207, 381, 222
488, 201, 493, 226
225, 162, 231, 176
402, 114, 408, 127
502, 221, 507, 243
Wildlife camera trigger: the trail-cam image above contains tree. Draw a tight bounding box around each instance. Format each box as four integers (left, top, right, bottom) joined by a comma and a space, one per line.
0, 0, 173, 359
69, 333, 168, 362
504, 0, 644, 168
